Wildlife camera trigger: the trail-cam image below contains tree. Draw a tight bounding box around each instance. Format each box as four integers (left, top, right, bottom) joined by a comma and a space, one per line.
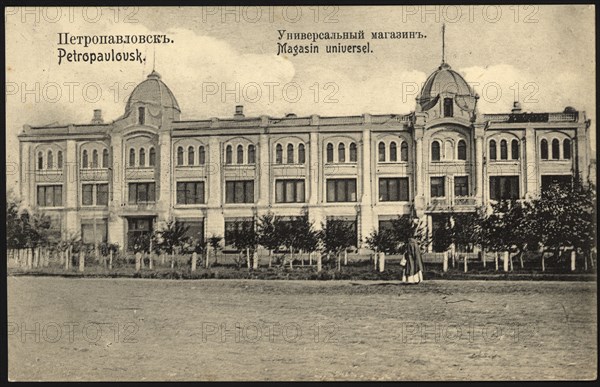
388, 215, 429, 254
257, 213, 281, 267
320, 219, 356, 271
228, 220, 258, 269
207, 235, 223, 267
365, 229, 398, 254
155, 220, 191, 268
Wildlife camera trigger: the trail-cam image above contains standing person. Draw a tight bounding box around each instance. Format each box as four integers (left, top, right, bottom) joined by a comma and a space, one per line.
402, 236, 424, 284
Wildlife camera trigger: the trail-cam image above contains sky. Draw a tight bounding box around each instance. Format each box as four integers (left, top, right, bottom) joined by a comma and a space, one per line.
5, 5, 596, 188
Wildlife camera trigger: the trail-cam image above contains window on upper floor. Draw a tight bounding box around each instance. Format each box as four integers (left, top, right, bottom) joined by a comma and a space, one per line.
326, 143, 334, 163
500, 140, 508, 160
454, 176, 469, 197
275, 179, 305, 203
128, 182, 156, 204
225, 145, 232, 165
139, 149, 145, 167
563, 139, 571, 160
338, 143, 346, 162
287, 144, 294, 164
82, 183, 109, 206
489, 140, 497, 160
177, 146, 184, 166
37, 152, 43, 170
326, 178, 356, 202
83, 150, 90, 168
389, 142, 397, 162
457, 140, 467, 160
489, 176, 519, 200
37, 185, 63, 207
379, 177, 409, 202
511, 140, 519, 160
275, 144, 283, 164
552, 139, 560, 160
138, 107, 145, 125
400, 141, 408, 162
47, 151, 54, 169
431, 141, 441, 161
92, 150, 99, 168
430, 177, 445, 197
102, 149, 109, 168
349, 142, 357, 162
199, 146, 206, 165
188, 146, 195, 166
225, 180, 254, 204
248, 145, 255, 164
541, 139, 549, 160
378, 142, 386, 162
129, 149, 135, 167
236, 145, 244, 164
57, 151, 63, 169
298, 144, 306, 164
443, 98, 453, 117
149, 147, 156, 167
176, 181, 205, 205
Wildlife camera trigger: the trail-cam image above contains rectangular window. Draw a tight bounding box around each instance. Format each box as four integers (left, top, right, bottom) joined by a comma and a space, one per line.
443, 98, 453, 117
96, 184, 109, 206
37, 185, 62, 207
541, 175, 572, 193
275, 179, 305, 203
224, 218, 254, 248
454, 176, 469, 197
82, 184, 94, 206
176, 220, 205, 246
430, 177, 445, 198
489, 176, 520, 200
225, 180, 254, 204
128, 182, 156, 204
176, 181, 205, 204
379, 177, 409, 202
326, 179, 357, 202
81, 219, 108, 245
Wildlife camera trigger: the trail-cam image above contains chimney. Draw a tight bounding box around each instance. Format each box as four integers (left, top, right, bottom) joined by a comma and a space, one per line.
511, 101, 522, 114
92, 109, 104, 124
234, 105, 244, 119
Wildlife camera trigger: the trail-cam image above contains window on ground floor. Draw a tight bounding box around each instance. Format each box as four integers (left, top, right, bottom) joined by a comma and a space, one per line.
224, 218, 255, 249
81, 219, 108, 245
176, 219, 205, 247
541, 175, 572, 193
489, 176, 520, 200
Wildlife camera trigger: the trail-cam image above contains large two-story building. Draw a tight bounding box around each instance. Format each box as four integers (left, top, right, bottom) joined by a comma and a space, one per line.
18, 60, 593, 252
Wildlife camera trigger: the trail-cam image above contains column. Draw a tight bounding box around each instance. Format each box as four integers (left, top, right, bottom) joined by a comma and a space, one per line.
157, 131, 171, 222
524, 125, 538, 197
474, 135, 484, 205
359, 128, 375, 247
308, 131, 323, 229
206, 137, 224, 238
414, 128, 425, 216
108, 134, 124, 246
257, 133, 270, 208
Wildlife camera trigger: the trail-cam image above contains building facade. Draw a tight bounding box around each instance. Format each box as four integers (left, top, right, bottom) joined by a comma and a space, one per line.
18, 61, 593, 252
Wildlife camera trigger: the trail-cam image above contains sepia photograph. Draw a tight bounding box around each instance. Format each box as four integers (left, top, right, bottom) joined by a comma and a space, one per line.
5, 4, 597, 381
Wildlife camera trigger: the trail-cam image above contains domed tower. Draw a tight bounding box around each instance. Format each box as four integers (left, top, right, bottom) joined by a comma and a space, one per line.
416, 61, 479, 121
124, 70, 181, 126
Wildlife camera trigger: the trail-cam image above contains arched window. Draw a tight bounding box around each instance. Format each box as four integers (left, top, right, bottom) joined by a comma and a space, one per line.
102, 149, 109, 168
47, 150, 54, 169
431, 141, 440, 161
57, 151, 63, 169
552, 139, 560, 160
237, 145, 244, 164
349, 143, 357, 162
489, 140, 497, 160
326, 143, 333, 163
83, 150, 90, 168
457, 140, 467, 160
199, 146, 206, 165
149, 147, 156, 167
298, 144, 306, 164
338, 143, 346, 162
177, 146, 184, 166
128, 149, 134, 167
276, 144, 283, 164
443, 97, 453, 117
390, 142, 397, 162
139, 148, 145, 167
500, 140, 508, 160
225, 145, 232, 164
511, 140, 519, 160
287, 144, 294, 164
188, 146, 195, 165
37, 152, 43, 170
401, 141, 409, 162
540, 139, 548, 160
378, 142, 386, 162
563, 139, 571, 160
92, 149, 99, 168
248, 145, 255, 164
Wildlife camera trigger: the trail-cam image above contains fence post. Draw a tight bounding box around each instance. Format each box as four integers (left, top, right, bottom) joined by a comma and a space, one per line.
464, 254, 468, 273
135, 252, 142, 272
443, 251, 448, 272
317, 253, 322, 272
79, 251, 85, 272
109, 250, 113, 270
149, 252, 154, 270
253, 251, 259, 270
192, 252, 197, 272
481, 250, 486, 268
571, 250, 576, 272
373, 253, 378, 271
503, 251, 509, 272
495, 252, 499, 271
344, 250, 348, 266
378, 252, 385, 272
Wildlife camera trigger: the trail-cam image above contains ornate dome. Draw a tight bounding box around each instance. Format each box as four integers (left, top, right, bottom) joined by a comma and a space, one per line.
124, 70, 180, 114
417, 62, 477, 112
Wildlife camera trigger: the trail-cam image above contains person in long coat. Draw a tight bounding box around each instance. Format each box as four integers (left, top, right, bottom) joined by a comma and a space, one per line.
402, 237, 424, 284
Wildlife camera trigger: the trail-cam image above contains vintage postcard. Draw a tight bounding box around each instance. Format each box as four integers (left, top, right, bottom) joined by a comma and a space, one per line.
5, 5, 597, 381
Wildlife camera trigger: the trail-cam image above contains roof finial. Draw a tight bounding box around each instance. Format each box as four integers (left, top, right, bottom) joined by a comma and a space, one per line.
152, 46, 156, 72
442, 23, 446, 64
